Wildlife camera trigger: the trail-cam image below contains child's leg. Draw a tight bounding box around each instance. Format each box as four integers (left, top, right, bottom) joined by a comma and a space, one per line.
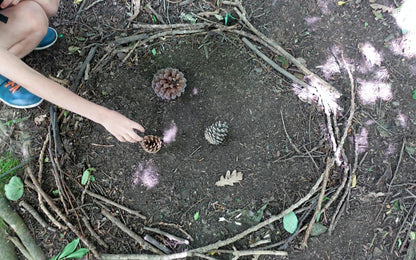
0, 1, 49, 58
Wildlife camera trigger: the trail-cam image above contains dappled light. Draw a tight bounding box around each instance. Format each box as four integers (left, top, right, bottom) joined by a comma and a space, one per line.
356, 128, 368, 154
132, 160, 159, 189
357, 79, 393, 105
360, 42, 383, 67
391, 0, 416, 58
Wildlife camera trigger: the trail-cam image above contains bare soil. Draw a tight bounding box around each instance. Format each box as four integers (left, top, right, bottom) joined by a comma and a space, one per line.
1, 0, 416, 259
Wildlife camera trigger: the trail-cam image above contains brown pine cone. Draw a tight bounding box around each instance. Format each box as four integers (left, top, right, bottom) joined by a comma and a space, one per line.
140, 135, 162, 153
152, 68, 187, 100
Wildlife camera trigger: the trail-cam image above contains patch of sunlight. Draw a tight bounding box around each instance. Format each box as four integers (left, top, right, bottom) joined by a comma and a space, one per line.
357, 79, 393, 105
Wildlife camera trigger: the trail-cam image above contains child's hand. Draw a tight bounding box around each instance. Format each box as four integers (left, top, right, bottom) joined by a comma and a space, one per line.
100, 110, 145, 143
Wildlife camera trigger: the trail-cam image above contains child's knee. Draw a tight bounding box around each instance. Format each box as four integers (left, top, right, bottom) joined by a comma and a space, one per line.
17, 1, 49, 38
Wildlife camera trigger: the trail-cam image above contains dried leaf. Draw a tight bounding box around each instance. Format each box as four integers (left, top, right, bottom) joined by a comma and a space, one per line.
370, 4, 394, 13
215, 170, 243, 186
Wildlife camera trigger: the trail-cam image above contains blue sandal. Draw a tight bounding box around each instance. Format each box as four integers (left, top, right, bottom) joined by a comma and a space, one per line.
35, 27, 58, 50
0, 75, 43, 108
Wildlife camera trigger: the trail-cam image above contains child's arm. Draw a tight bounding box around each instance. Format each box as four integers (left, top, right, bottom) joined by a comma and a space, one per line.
0, 48, 145, 143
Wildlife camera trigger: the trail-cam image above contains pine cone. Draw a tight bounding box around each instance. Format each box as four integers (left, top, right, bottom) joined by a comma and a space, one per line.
204, 121, 228, 145
140, 135, 162, 153
152, 68, 187, 100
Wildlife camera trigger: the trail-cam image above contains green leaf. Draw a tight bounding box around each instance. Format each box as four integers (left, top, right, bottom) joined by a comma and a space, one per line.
311, 223, 327, 237
194, 211, 199, 221
283, 211, 298, 234
81, 168, 96, 185
5, 176, 24, 201
68, 46, 80, 54
252, 204, 267, 223
59, 238, 80, 259
65, 248, 89, 259
52, 189, 59, 195
405, 146, 415, 155
398, 238, 402, 248
410, 231, 416, 241
413, 90, 416, 99
151, 48, 157, 56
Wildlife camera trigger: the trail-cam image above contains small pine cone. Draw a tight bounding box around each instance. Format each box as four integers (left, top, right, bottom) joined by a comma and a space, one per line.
140, 135, 162, 153
152, 68, 187, 100
204, 121, 228, 145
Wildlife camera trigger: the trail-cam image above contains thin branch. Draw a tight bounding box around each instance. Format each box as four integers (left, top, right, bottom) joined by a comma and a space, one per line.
19, 201, 57, 232
84, 189, 146, 219
101, 208, 163, 254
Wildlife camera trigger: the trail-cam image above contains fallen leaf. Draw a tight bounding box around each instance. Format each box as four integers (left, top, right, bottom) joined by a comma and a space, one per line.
337, 1, 347, 6
351, 174, 357, 188
370, 4, 394, 13
215, 170, 243, 186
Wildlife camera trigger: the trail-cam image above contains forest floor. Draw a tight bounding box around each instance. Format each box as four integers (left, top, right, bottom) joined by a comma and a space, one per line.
1, 0, 416, 259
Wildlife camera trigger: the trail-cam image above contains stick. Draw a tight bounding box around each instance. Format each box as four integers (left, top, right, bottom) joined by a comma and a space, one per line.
70, 45, 97, 93
21, 134, 100, 258
233, 5, 340, 97
82, 217, 109, 249
7, 236, 34, 260
242, 37, 310, 89
143, 227, 189, 245
151, 222, 194, 242
0, 196, 46, 260
145, 4, 166, 24
19, 201, 57, 232
101, 208, 162, 254
280, 110, 302, 154
121, 29, 205, 64
144, 235, 172, 254
84, 189, 146, 219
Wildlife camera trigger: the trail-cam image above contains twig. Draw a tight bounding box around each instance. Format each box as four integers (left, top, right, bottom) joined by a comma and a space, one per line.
280, 110, 302, 154
400, 203, 416, 253
145, 4, 166, 24
74, 0, 88, 22
21, 134, 99, 258
102, 160, 327, 260
7, 236, 34, 260
232, 5, 340, 97
376, 138, 406, 220
242, 37, 310, 89
48, 125, 68, 215
121, 29, 205, 64
50, 106, 64, 155
144, 235, 172, 254
143, 226, 189, 245
391, 202, 416, 253
301, 157, 335, 249
301, 51, 356, 248
0, 196, 45, 260
212, 249, 288, 258
19, 201, 57, 232
0, 155, 38, 180
37, 132, 49, 183
85, 0, 105, 11
151, 222, 194, 242
101, 208, 162, 254
84, 189, 146, 219
82, 217, 109, 249
70, 45, 97, 93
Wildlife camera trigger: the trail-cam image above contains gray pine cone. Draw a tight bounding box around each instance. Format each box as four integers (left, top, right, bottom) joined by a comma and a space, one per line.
140, 135, 162, 153
204, 121, 228, 145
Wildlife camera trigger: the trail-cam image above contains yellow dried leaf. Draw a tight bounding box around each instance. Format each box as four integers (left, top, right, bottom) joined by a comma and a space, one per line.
337, 1, 346, 6
351, 174, 357, 188
73, 0, 82, 4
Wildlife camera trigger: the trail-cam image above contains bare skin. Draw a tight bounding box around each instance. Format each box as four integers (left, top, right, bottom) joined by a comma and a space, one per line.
0, 0, 145, 143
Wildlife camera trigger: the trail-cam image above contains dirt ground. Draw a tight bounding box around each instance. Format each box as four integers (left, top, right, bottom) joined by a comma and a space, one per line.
1, 0, 416, 259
